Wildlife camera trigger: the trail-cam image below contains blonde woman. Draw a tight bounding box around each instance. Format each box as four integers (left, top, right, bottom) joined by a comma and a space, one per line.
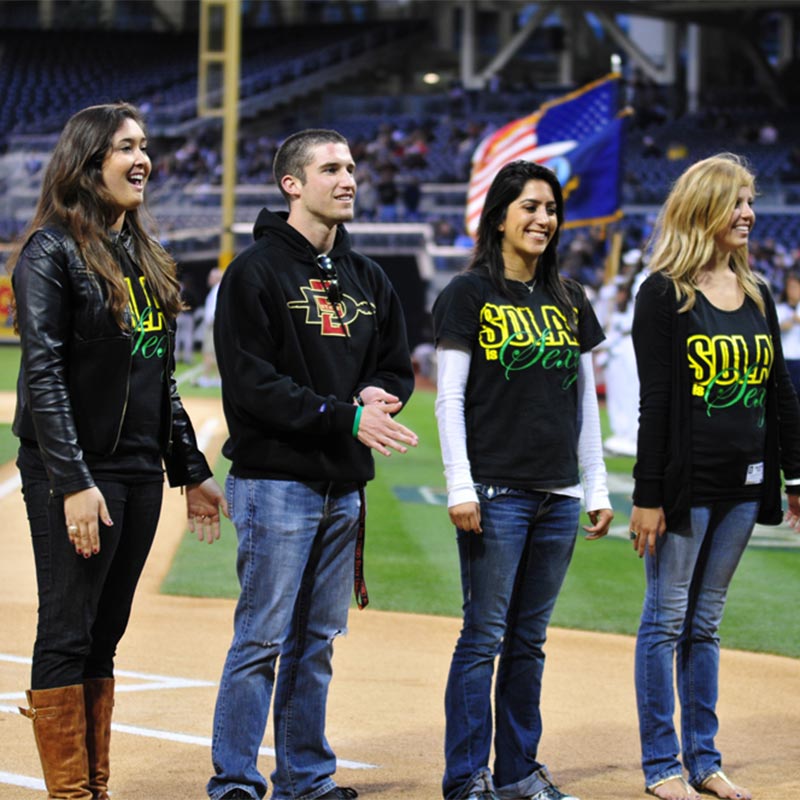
630, 153, 800, 800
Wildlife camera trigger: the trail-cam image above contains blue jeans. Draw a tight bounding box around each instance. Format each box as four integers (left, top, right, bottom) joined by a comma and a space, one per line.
208, 477, 360, 800
635, 500, 759, 788
443, 486, 580, 800
22, 476, 163, 689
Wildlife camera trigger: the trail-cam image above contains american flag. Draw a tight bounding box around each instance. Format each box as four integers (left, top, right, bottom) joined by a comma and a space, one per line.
465, 73, 623, 238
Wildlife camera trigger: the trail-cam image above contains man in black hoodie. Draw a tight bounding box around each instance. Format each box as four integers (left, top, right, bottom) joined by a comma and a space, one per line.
207, 129, 418, 800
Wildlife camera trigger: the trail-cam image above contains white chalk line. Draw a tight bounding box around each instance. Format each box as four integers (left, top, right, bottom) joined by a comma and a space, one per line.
0, 471, 21, 498
0, 408, 369, 792
0, 770, 45, 791
0, 655, 377, 775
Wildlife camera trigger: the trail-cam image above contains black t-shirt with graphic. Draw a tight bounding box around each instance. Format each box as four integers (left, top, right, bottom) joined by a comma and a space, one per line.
433, 269, 604, 488
17, 248, 168, 485
84, 252, 168, 481
688, 292, 771, 502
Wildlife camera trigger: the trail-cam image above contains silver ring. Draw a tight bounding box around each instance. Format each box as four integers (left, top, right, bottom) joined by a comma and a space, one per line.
68, 525, 78, 534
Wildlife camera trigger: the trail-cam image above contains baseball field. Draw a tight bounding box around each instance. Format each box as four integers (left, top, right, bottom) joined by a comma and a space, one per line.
0, 356, 798, 799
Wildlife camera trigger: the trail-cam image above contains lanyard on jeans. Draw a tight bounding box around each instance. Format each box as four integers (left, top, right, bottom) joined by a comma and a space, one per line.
354, 485, 369, 609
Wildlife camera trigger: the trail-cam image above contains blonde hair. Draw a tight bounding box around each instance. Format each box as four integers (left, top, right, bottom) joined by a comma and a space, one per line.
647, 152, 763, 314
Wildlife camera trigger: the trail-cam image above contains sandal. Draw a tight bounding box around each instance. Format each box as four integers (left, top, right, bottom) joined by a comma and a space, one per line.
646, 775, 700, 800
698, 770, 751, 800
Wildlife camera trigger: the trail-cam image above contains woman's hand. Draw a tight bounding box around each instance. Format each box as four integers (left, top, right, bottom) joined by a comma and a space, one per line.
583, 507, 613, 540
186, 477, 229, 543
630, 505, 667, 557
64, 486, 113, 557
449, 501, 482, 533
784, 494, 800, 531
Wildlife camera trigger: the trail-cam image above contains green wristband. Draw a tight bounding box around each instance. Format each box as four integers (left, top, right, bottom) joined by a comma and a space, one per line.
352, 405, 363, 438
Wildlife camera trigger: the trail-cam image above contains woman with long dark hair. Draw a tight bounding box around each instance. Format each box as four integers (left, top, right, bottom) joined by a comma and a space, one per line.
630, 153, 800, 800
433, 160, 613, 800
10, 102, 227, 799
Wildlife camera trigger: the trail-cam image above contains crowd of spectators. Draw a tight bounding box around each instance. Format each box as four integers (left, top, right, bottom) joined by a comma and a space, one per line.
5, 93, 800, 300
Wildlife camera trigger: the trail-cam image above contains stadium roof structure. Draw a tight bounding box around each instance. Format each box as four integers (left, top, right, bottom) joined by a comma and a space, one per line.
455, 0, 798, 106
529, 0, 800, 17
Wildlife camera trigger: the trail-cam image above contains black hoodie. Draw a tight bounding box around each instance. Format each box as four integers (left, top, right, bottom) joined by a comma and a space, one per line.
214, 209, 415, 483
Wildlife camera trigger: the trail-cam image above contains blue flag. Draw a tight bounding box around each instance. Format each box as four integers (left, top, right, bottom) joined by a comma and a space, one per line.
544, 114, 626, 229
467, 74, 626, 235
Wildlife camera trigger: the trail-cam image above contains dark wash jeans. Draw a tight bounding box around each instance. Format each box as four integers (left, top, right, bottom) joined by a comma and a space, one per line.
22, 475, 163, 689
443, 486, 580, 800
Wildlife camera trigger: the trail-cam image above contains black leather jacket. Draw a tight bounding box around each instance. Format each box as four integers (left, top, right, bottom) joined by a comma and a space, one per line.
12, 225, 212, 495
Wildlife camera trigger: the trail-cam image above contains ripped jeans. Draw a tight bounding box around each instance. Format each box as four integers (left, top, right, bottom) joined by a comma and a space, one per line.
208, 477, 360, 800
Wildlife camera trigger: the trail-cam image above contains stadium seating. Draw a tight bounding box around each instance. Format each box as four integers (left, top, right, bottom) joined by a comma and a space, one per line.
2, 24, 800, 290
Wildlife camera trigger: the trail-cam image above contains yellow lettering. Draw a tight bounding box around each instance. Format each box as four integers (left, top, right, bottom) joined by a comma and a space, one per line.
687, 335, 717, 383
752, 334, 773, 383
479, 304, 510, 350
540, 305, 578, 346
687, 334, 771, 386
124, 276, 165, 332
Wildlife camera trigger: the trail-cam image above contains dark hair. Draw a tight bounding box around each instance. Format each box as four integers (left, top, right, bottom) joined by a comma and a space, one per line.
781, 269, 800, 304
7, 102, 181, 327
469, 160, 574, 317
273, 128, 349, 202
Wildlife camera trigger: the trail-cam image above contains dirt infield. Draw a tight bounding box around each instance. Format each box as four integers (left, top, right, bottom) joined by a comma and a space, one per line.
0, 395, 798, 800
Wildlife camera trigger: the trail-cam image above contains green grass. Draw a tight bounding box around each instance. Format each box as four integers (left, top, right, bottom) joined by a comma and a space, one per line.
0, 423, 17, 464
160, 454, 239, 597
4, 343, 794, 657
0, 346, 20, 462
162, 389, 800, 658
0, 344, 20, 391
351, 391, 463, 615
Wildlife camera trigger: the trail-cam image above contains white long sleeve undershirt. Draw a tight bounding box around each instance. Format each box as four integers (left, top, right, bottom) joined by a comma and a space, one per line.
434, 345, 611, 512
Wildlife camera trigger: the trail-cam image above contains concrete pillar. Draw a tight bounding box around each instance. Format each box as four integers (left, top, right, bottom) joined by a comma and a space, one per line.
460, 0, 480, 90
686, 23, 701, 114
435, 0, 455, 51
777, 11, 795, 69
38, 0, 54, 28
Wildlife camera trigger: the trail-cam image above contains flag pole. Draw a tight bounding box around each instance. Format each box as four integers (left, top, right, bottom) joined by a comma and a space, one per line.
603, 52, 624, 286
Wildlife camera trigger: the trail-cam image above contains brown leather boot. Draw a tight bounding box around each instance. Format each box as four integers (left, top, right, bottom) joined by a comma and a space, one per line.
19, 684, 92, 799
83, 678, 114, 800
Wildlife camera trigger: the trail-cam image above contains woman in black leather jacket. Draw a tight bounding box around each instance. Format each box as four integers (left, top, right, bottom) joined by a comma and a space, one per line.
9, 102, 227, 800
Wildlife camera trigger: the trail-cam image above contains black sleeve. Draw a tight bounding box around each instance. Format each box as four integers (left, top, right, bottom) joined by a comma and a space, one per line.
572, 281, 606, 352
12, 232, 95, 494
763, 284, 800, 488
632, 273, 675, 508
432, 273, 482, 351
164, 323, 214, 487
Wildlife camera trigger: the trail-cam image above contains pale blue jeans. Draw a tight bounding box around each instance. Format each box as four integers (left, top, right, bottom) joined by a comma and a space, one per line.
635, 500, 759, 788
208, 477, 360, 800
